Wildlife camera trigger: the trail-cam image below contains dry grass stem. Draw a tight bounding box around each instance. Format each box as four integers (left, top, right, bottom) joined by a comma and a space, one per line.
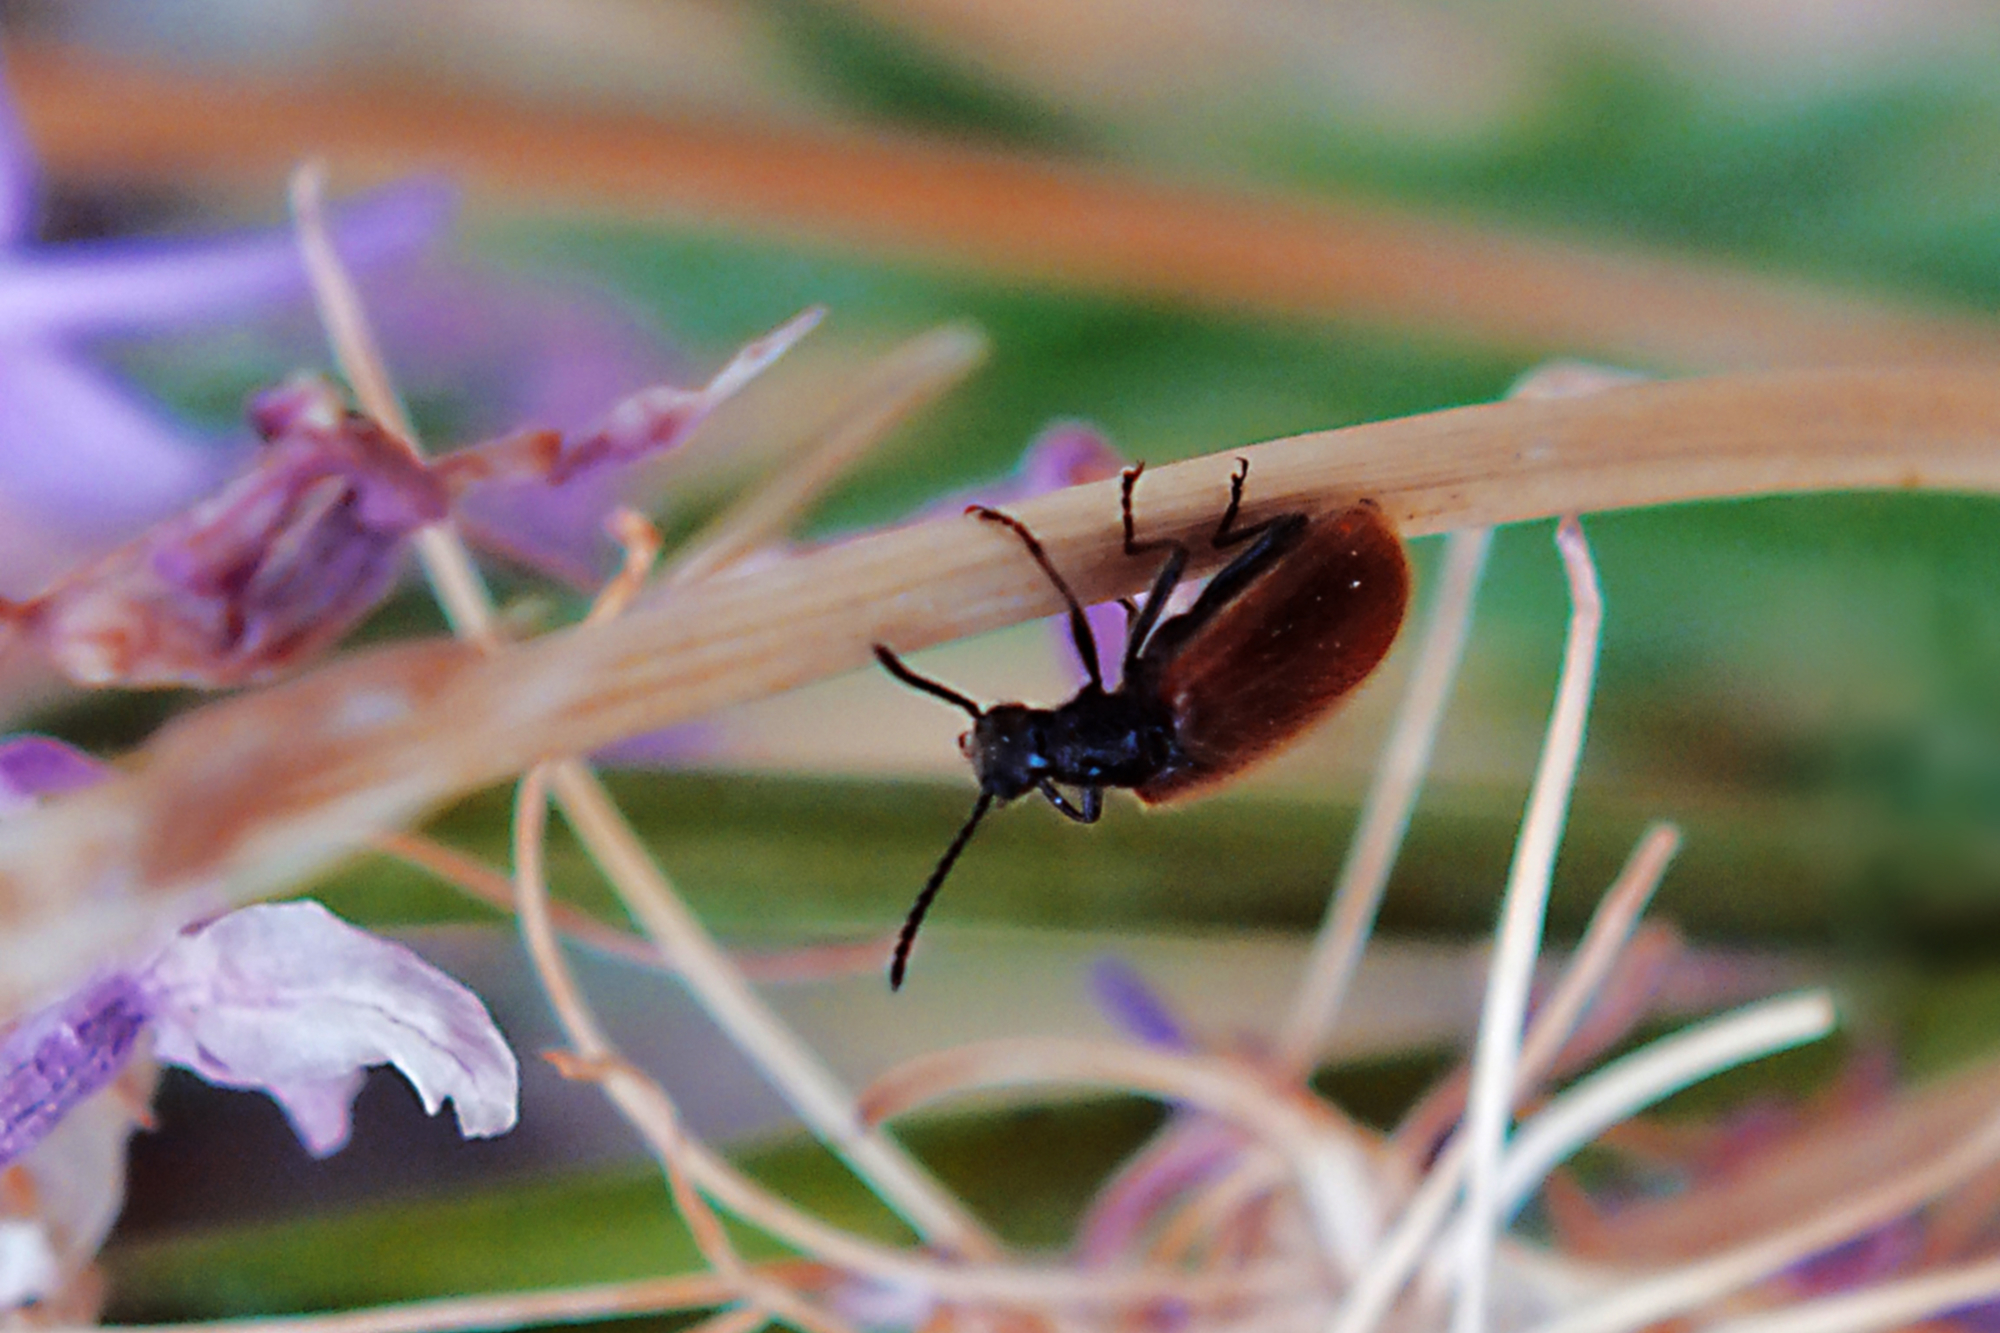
1328, 828, 1675, 1333
658, 323, 989, 588
288, 162, 499, 647
513, 766, 857, 1333
1532, 1105, 2000, 1333
1514, 824, 1681, 1088
1149, 1151, 1291, 1264
370, 828, 659, 967
543, 759, 999, 1256
584, 510, 663, 625
1700, 1256, 2000, 1333
1274, 525, 1491, 1072
19, 43, 2000, 372
6, 82, 1965, 1333
858, 1035, 1380, 1274
371, 830, 882, 983
1456, 518, 1602, 1333
1493, 990, 1835, 1222
5, 365, 1997, 1015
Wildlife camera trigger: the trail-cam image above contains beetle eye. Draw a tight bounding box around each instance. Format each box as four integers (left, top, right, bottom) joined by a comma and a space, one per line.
957, 731, 973, 756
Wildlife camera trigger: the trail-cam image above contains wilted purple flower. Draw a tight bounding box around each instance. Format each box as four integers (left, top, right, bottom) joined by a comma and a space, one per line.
0, 975, 148, 1169
0, 735, 518, 1168
1, 309, 820, 687
0, 901, 519, 1167
0, 69, 447, 594
139, 899, 519, 1156
0, 733, 108, 813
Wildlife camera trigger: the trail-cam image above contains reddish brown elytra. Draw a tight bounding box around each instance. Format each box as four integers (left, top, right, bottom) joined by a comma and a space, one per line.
873, 459, 1411, 987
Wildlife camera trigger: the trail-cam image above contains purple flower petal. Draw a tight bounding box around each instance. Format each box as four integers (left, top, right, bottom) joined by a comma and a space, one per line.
0, 347, 238, 593
17, 386, 448, 687
355, 264, 681, 584
0, 736, 108, 815
0, 975, 150, 1169
141, 901, 518, 1157
0, 179, 452, 339
435, 306, 823, 493
1089, 956, 1190, 1050
0, 60, 34, 248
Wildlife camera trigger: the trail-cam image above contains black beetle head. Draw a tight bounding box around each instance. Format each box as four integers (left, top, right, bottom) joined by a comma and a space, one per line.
962, 703, 1044, 802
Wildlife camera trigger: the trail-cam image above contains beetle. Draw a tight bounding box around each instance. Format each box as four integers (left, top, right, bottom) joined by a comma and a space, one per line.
874, 459, 1410, 988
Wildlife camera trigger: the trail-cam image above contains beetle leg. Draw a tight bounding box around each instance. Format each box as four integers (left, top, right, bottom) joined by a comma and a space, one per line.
1039, 779, 1104, 824
1213, 457, 1303, 551
969, 505, 1105, 693
1118, 464, 1194, 677
1120, 463, 1183, 560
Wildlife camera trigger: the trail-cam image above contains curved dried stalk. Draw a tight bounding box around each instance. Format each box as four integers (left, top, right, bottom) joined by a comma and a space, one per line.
1701, 1255, 2000, 1333
15, 43, 2000, 372
1530, 1103, 2000, 1333
1456, 518, 1603, 1333
1273, 525, 1490, 1072
859, 1035, 1381, 1275
2, 367, 1998, 1011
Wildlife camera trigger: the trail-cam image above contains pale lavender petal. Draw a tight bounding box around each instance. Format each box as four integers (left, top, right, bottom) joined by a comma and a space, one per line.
0, 59, 34, 248
456, 306, 821, 489
434, 308, 819, 584
0, 346, 239, 593
1020, 422, 1124, 496
258, 1072, 368, 1158
0, 179, 451, 339
1949, 1300, 2000, 1333
0, 736, 108, 814
1089, 956, 1190, 1050
26, 396, 448, 687
1785, 1219, 1921, 1295
588, 720, 722, 769
0, 1221, 58, 1308
1079, 599, 1128, 688
360, 261, 679, 433
7, 1074, 153, 1309
395, 268, 681, 583
0, 974, 151, 1169
142, 901, 518, 1158
922, 420, 1123, 517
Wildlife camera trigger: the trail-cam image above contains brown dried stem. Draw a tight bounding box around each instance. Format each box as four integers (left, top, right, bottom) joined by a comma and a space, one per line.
2, 368, 1997, 1010
15, 42, 2000, 372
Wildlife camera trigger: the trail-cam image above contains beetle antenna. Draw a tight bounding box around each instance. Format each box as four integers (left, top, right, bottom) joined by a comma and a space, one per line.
873, 644, 983, 719
890, 790, 995, 990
